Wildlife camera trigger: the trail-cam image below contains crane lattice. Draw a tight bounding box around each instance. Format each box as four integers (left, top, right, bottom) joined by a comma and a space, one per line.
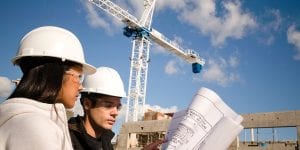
89, 0, 205, 122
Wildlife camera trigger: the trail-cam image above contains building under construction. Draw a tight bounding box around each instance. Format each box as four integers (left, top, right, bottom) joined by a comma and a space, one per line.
114, 110, 300, 150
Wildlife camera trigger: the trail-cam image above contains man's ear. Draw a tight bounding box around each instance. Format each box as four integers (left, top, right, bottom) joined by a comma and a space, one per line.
83, 98, 91, 110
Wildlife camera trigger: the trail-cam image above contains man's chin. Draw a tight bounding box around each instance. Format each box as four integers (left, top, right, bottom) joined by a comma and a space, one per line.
104, 124, 113, 130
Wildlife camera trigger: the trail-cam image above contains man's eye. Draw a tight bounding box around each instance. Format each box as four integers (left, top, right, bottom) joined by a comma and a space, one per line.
103, 102, 113, 108
100, 101, 122, 110
117, 105, 122, 111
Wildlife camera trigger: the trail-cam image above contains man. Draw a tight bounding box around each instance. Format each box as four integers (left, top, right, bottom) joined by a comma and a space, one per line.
68, 67, 126, 150
68, 66, 166, 150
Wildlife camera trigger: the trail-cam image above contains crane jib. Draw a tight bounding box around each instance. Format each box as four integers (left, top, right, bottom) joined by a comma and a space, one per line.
89, 0, 206, 123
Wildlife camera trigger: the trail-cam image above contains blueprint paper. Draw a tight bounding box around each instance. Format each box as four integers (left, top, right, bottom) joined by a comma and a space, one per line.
161, 87, 243, 150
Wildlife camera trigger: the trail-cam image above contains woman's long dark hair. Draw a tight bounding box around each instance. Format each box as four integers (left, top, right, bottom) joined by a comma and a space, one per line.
8, 56, 82, 104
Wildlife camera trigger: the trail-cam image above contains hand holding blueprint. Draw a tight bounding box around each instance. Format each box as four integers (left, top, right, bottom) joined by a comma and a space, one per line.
161, 87, 243, 150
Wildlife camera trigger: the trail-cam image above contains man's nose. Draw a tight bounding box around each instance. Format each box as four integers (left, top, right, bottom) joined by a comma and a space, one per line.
111, 107, 119, 117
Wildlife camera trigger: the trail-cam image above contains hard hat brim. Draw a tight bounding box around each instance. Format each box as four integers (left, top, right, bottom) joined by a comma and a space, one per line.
12, 55, 96, 75
82, 63, 96, 74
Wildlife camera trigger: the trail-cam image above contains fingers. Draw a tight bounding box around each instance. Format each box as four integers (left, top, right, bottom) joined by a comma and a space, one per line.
142, 139, 168, 150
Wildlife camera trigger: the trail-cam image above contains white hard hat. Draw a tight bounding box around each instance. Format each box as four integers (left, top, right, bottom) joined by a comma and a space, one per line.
12, 26, 96, 74
82, 67, 126, 98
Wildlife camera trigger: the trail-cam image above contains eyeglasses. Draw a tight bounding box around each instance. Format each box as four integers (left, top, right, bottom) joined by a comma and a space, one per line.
100, 101, 122, 111
65, 71, 84, 84
89, 97, 122, 111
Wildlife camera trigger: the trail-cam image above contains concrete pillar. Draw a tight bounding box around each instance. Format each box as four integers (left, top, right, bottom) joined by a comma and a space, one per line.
236, 136, 240, 150
251, 128, 254, 142
297, 126, 300, 149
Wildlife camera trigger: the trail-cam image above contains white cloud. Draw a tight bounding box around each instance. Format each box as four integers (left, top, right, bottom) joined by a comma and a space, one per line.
179, 0, 256, 47
156, 0, 257, 47
287, 25, 300, 60
82, 0, 123, 34
156, 0, 186, 12
201, 56, 240, 86
258, 9, 283, 45
165, 60, 179, 75
157, 36, 191, 75
83, 1, 110, 30
83, 0, 256, 47
82, 0, 250, 86
125, 0, 144, 18
0, 76, 14, 98
228, 55, 239, 68
144, 104, 178, 113
164, 58, 186, 75
82, 0, 146, 33
267, 9, 282, 32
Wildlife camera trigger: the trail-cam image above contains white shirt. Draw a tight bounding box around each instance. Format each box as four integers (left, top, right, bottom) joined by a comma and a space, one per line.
0, 98, 73, 150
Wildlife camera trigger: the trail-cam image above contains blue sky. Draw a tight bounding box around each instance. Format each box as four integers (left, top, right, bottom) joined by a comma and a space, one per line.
1, 0, 300, 140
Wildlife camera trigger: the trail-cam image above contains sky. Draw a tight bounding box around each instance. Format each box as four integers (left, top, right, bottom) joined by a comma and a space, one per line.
0, 0, 300, 141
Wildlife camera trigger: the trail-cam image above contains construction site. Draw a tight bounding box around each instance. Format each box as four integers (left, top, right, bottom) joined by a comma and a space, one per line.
86, 0, 300, 149
112, 110, 300, 150
1, 0, 300, 150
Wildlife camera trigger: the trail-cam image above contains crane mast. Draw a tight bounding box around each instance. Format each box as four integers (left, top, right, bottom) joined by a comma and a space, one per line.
89, 0, 205, 122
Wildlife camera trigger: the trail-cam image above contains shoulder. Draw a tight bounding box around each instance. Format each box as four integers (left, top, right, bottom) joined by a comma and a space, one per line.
68, 117, 85, 150
68, 115, 84, 132
9, 112, 63, 137
3, 113, 64, 149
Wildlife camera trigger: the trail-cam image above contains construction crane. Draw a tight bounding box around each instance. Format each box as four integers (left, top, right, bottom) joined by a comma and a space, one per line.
89, 0, 205, 122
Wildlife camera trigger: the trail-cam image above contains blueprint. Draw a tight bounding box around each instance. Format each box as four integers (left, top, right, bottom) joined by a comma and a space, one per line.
161, 87, 243, 150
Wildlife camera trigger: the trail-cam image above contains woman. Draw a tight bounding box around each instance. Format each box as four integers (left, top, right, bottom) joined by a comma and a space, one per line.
0, 26, 96, 150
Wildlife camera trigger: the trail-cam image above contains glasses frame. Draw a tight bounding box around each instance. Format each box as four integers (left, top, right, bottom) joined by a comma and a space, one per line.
88, 97, 122, 111
65, 71, 84, 84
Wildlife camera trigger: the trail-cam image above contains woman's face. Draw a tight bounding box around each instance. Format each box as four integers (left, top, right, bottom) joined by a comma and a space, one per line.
58, 66, 83, 109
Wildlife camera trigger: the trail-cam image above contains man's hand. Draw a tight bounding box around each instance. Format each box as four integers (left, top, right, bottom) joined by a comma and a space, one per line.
142, 139, 167, 150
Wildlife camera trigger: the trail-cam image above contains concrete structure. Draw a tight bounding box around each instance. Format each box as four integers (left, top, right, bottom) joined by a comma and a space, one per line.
116, 120, 171, 149
115, 110, 300, 150
246, 111, 300, 141
231, 110, 300, 150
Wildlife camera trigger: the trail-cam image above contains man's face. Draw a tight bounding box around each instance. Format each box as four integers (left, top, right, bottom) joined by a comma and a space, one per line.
85, 95, 122, 130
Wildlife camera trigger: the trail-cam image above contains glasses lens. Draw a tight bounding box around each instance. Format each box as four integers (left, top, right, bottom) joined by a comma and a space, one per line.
65, 71, 83, 84
101, 101, 122, 110
88, 97, 122, 111
79, 75, 84, 84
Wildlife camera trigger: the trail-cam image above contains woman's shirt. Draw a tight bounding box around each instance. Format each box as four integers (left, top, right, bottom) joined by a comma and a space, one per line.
0, 98, 73, 150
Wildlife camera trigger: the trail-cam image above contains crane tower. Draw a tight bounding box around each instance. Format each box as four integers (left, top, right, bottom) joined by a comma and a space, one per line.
89, 0, 205, 122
